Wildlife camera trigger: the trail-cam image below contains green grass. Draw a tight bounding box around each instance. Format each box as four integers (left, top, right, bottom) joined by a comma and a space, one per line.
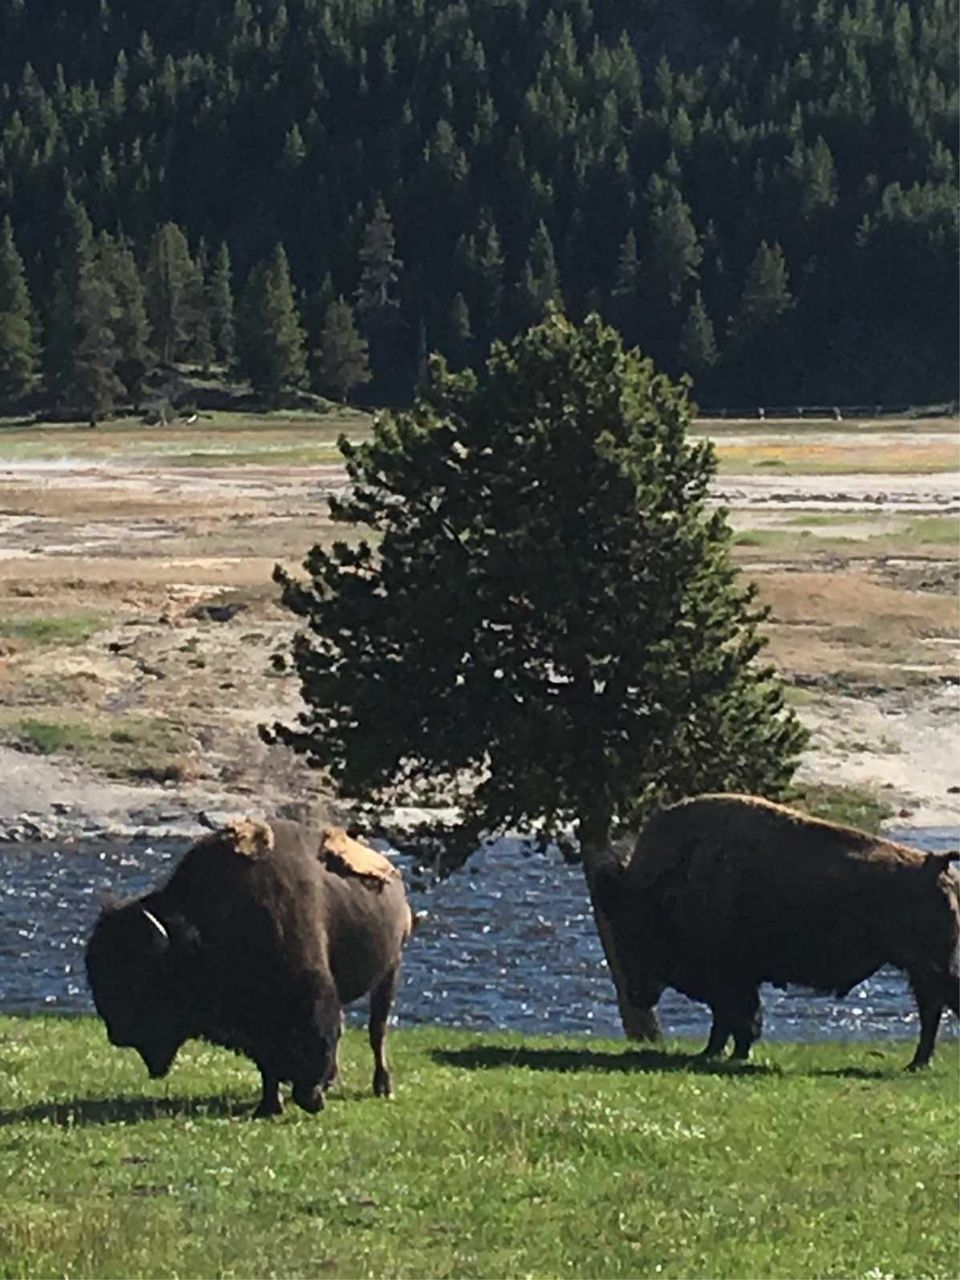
0, 1019, 955, 1279
0, 411, 371, 464
734, 513, 959, 553
0, 614, 107, 647
3, 715, 188, 782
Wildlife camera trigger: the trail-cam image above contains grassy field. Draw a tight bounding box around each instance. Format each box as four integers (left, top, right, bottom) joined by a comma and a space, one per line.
1, 411, 955, 473
0, 409, 368, 466
0, 1018, 956, 1279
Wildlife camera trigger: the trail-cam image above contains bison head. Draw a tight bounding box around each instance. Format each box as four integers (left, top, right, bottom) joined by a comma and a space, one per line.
85, 899, 191, 1079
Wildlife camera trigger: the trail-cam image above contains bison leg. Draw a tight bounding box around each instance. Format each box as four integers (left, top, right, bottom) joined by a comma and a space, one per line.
253, 1071, 284, 1118
289, 985, 342, 1113
728, 988, 763, 1061
701, 1014, 731, 1058
906, 973, 947, 1070
369, 966, 399, 1098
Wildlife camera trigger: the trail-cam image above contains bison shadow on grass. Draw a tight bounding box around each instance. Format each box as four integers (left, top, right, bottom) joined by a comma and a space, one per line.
429, 1043, 905, 1080
0, 1093, 245, 1127
431, 1044, 776, 1077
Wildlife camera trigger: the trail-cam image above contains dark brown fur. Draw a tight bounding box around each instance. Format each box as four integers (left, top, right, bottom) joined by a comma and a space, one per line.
595, 794, 959, 1067
86, 819, 415, 1115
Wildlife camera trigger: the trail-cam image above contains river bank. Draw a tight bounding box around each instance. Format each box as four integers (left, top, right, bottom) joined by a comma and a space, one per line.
0, 417, 957, 845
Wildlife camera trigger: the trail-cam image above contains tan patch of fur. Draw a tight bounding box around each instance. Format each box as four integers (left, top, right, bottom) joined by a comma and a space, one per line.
320, 826, 399, 888
221, 817, 275, 858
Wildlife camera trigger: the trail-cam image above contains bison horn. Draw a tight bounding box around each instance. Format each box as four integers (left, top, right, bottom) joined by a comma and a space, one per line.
141, 908, 170, 947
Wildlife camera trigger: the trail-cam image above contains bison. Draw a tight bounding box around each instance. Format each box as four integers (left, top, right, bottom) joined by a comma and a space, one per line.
86, 817, 416, 1115
595, 794, 959, 1068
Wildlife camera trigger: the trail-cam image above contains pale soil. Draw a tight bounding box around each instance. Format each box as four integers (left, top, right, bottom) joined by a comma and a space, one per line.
0, 421, 957, 841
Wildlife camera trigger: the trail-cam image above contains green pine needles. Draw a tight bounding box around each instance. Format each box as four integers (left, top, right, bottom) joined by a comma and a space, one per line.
273, 312, 807, 873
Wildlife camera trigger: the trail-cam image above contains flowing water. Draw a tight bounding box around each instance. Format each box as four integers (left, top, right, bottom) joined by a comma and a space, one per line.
1, 831, 957, 1045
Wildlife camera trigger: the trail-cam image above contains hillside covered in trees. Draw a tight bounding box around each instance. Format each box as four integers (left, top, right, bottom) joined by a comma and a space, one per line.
0, 0, 956, 416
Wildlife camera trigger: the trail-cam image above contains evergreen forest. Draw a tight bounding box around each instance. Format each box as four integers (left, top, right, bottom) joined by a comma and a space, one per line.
0, 0, 956, 416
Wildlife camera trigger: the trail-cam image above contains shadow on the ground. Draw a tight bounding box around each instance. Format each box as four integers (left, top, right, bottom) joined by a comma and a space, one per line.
429, 1043, 778, 1077
0, 1093, 249, 1127
430, 1043, 896, 1080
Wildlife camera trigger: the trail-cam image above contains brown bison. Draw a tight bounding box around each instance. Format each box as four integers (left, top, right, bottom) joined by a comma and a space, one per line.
86, 818, 416, 1115
595, 794, 959, 1068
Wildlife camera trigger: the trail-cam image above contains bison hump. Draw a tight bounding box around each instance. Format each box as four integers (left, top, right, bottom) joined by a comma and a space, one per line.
319, 827, 399, 890
205, 816, 275, 859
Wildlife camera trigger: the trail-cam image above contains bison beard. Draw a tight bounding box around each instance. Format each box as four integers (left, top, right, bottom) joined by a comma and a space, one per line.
85, 819, 415, 1116
595, 793, 960, 1069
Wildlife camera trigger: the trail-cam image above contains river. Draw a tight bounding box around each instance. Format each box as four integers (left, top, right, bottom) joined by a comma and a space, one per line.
1, 831, 957, 1045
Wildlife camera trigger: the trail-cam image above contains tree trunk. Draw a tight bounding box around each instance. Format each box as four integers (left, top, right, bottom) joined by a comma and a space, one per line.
579, 810, 662, 1043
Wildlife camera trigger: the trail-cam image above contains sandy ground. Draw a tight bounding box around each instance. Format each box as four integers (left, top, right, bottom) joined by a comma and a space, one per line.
0, 426, 957, 842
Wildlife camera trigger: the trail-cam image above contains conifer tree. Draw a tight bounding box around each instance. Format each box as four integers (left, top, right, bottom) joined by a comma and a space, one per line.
473, 216, 504, 337
678, 291, 719, 378
613, 229, 642, 299
273, 310, 806, 1036
611, 228, 643, 344
144, 222, 194, 363
787, 136, 839, 220
356, 198, 402, 321
314, 296, 370, 403
185, 256, 213, 371
68, 263, 122, 424
97, 232, 150, 404
236, 243, 307, 404
208, 243, 235, 364
735, 241, 794, 338
446, 292, 473, 368
45, 195, 96, 399
643, 195, 702, 307
515, 221, 562, 327
0, 216, 38, 399
356, 198, 404, 392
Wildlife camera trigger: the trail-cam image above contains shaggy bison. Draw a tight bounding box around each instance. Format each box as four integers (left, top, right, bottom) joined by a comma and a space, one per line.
595, 794, 959, 1068
86, 818, 416, 1115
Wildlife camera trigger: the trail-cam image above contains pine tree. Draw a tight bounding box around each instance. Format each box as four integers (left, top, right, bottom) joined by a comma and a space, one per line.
236, 244, 307, 404
68, 263, 122, 424
314, 296, 370, 403
208, 243, 235, 364
446, 292, 473, 368
356, 198, 402, 321
45, 195, 96, 399
643, 195, 702, 307
787, 136, 838, 220
0, 216, 38, 399
97, 232, 150, 404
185, 256, 214, 371
678, 291, 719, 378
144, 222, 195, 363
735, 241, 794, 338
612, 229, 642, 299
473, 216, 504, 337
515, 221, 562, 327
273, 311, 806, 1036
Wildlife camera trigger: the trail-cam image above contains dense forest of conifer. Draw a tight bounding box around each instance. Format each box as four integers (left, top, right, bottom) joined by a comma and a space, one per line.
0, 0, 955, 414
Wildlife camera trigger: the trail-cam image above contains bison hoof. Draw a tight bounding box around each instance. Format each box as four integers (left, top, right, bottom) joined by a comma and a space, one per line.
373, 1070, 393, 1098
253, 1096, 284, 1119
905, 1058, 929, 1072
292, 1083, 325, 1113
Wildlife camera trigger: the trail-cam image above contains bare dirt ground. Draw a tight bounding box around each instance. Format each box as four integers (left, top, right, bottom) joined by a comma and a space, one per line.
0, 417, 957, 840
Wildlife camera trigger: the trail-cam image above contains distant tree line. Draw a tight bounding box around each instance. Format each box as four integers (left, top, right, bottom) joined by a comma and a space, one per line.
0, 208, 371, 418
0, 0, 956, 412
